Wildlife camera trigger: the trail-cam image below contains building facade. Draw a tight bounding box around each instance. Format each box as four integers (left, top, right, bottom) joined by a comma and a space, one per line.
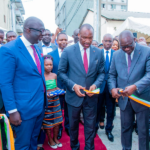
0, 0, 25, 35
101, 0, 128, 11
10, 0, 25, 34
0, 0, 12, 31
55, 0, 128, 37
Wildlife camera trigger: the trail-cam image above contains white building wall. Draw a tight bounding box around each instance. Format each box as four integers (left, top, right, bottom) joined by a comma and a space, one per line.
82, 11, 124, 42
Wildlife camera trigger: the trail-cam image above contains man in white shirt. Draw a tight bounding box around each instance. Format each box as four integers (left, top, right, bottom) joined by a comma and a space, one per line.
0, 17, 47, 150
41, 29, 58, 55
96, 34, 116, 142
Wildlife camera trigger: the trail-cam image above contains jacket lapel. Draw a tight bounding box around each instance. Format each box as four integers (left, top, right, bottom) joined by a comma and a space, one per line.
75, 44, 86, 75
17, 37, 40, 75
56, 49, 60, 64
128, 44, 141, 80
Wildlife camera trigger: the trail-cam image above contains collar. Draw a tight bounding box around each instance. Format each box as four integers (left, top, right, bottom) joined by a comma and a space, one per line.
58, 47, 63, 53
104, 49, 111, 53
42, 42, 51, 47
20, 35, 32, 47
78, 42, 90, 51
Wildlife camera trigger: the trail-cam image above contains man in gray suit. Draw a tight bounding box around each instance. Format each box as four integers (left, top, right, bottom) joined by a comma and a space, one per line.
58, 24, 105, 150
108, 30, 150, 150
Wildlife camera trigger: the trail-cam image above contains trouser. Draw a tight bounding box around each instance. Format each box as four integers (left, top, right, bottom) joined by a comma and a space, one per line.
121, 100, 149, 150
59, 95, 69, 130
13, 109, 45, 150
67, 97, 97, 150
96, 84, 115, 133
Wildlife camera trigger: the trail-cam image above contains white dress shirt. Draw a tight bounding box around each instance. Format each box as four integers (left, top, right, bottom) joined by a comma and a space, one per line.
9, 36, 38, 114
104, 49, 111, 62
58, 47, 63, 58
125, 50, 134, 65
79, 42, 90, 67
42, 42, 53, 55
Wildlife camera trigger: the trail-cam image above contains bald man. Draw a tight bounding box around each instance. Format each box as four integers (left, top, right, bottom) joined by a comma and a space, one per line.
108, 30, 150, 150
96, 34, 116, 142
6, 31, 17, 43
0, 17, 47, 150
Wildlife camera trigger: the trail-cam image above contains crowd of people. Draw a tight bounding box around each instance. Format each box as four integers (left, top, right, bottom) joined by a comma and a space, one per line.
0, 16, 150, 150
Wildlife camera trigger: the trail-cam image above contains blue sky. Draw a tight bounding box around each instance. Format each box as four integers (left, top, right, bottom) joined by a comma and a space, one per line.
22, 0, 150, 33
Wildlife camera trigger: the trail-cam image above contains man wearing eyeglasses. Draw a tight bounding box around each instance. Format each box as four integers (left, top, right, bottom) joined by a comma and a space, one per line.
108, 30, 150, 150
0, 17, 47, 150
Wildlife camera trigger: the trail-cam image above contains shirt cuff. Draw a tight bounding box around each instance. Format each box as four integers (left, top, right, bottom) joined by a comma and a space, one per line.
72, 84, 76, 91
8, 109, 17, 114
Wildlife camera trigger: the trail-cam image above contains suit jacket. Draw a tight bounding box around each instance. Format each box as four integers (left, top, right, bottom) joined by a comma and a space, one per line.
100, 49, 115, 93
108, 43, 150, 111
37, 41, 58, 54
58, 43, 105, 107
48, 49, 64, 89
0, 37, 47, 120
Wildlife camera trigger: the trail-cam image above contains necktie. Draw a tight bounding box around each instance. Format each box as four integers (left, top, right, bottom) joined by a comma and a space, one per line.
128, 54, 131, 73
105, 51, 109, 72
83, 48, 88, 73
31, 45, 41, 74
31, 45, 45, 92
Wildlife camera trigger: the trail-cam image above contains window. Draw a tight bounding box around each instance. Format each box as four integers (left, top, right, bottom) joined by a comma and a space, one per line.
111, 4, 116, 9
121, 5, 126, 10
122, 0, 125, 2
101, 4, 105, 8
4, 15, 6, 23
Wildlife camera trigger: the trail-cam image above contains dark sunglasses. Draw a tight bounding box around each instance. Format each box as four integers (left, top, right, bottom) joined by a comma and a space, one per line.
120, 42, 134, 49
29, 28, 45, 33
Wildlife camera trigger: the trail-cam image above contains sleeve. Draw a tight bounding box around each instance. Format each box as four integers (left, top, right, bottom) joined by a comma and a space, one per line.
134, 51, 150, 94
0, 47, 17, 112
93, 50, 105, 88
107, 53, 117, 92
57, 50, 76, 91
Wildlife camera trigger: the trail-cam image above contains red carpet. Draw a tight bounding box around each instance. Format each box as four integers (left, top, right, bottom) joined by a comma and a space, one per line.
43, 112, 107, 150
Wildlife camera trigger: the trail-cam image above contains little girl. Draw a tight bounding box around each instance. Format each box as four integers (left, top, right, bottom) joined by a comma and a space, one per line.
43, 55, 63, 149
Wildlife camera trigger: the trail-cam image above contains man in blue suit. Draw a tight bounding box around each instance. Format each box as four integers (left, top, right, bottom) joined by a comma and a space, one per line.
0, 17, 47, 150
108, 30, 150, 150
48, 32, 70, 139
96, 34, 116, 142
58, 24, 105, 150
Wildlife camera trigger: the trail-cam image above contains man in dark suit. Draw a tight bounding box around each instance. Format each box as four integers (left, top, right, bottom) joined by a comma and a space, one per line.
58, 24, 105, 150
96, 34, 116, 142
48, 32, 70, 139
108, 30, 150, 150
0, 17, 47, 150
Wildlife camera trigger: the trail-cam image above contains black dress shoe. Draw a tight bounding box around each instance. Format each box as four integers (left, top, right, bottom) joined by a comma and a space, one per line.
65, 128, 70, 136
57, 130, 62, 140
39, 148, 44, 150
106, 132, 114, 142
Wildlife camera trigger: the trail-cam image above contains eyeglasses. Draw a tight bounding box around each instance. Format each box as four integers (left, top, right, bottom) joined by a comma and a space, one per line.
120, 42, 134, 49
29, 28, 45, 33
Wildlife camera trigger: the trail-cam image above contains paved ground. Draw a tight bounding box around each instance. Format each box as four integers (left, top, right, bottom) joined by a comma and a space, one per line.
97, 107, 139, 150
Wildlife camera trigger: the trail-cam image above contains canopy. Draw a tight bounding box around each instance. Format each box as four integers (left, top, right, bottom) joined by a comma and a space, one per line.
113, 17, 150, 42
0, 27, 8, 32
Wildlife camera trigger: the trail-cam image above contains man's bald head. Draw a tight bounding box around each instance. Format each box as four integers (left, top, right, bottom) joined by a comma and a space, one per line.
119, 30, 134, 43
138, 37, 146, 43
119, 30, 135, 54
79, 24, 94, 34
72, 29, 79, 43
102, 33, 113, 50
23, 17, 45, 44
23, 17, 44, 30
